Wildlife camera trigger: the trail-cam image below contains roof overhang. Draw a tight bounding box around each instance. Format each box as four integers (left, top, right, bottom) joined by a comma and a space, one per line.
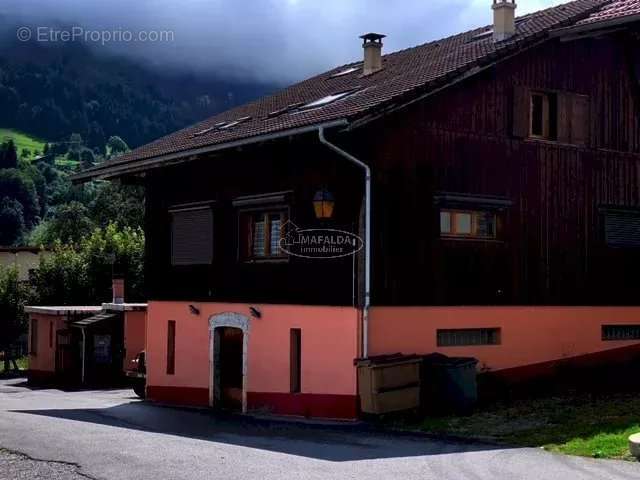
70, 312, 119, 328
551, 13, 640, 41
71, 119, 349, 184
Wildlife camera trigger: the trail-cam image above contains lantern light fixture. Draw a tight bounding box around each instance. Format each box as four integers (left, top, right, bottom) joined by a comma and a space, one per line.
313, 188, 335, 220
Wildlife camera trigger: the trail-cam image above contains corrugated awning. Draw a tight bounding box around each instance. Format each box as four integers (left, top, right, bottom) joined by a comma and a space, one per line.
71, 312, 117, 328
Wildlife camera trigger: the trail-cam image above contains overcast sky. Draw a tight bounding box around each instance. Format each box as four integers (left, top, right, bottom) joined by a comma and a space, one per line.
2, 0, 566, 84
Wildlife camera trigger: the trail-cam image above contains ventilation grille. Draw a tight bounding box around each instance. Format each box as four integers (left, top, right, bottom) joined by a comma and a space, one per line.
604, 209, 640, 247
437, 328, 501, 347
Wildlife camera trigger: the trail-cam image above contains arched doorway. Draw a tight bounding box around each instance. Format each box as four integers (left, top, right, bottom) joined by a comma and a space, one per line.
208, 312, 249, 413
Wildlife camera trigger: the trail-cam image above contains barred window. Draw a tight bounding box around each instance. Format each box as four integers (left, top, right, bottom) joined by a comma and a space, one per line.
602, 325, 640, 341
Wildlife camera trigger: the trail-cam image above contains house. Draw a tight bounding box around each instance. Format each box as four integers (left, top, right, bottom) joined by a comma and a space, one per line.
0, 246, 50, 282
72, 0, 640, 419
25, 278, 147, 386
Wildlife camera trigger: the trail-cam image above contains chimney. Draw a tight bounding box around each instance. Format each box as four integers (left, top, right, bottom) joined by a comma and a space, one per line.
112, 276, 125, 304
492, 0, 517, 42
360, 33, 386, 75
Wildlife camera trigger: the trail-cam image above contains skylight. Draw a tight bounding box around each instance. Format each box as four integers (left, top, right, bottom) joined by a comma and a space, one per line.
219, 116, 252, 130
193, 127, 215, 137
299, 90, 357, 110
330, 66, 360, 78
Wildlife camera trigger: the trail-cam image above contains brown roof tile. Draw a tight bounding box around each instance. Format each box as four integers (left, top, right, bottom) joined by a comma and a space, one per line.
77, 0, 629, 180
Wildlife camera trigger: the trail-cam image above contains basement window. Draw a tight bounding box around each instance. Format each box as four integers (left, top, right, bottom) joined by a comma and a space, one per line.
602, 325, 640, 341
530, 91, 558, 140
437, 328, 501, 347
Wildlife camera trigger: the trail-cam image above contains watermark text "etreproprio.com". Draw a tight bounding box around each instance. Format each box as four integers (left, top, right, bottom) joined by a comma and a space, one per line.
16, 26, 175, 45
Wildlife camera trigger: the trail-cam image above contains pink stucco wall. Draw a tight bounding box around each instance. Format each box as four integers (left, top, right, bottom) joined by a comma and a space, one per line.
146, 302, 359, 395
369, 306, 640, 371
123, 311, 147, 368
28, 314, 66, 373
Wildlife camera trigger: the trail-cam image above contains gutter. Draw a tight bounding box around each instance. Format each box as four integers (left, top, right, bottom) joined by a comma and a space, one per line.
71, 120, 350, 183
318, 127, 371, 359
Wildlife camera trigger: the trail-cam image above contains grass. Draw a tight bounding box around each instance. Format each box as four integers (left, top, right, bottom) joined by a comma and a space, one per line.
390, 392, 640, 461
0, 128, 46, 160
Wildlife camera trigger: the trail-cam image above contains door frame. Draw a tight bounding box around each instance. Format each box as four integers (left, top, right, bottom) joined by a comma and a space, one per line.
208, 312, 250, 413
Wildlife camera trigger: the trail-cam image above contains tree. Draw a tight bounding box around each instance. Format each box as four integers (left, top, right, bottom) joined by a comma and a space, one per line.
0, 265, 30, 371
80, 149, 95, 170
0, 139, 18, 169
32, 224, 145, 306
106, 136, 129, 158
37, 201, 94, 245
21, 148, 31, 159
0, 169, 39, 227
68, 133, 83, 154
90, 183, 144, 229
0, 197, 25, 245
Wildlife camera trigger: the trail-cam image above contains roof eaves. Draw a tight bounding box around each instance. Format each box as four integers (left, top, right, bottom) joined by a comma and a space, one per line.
71, 118, 351, 183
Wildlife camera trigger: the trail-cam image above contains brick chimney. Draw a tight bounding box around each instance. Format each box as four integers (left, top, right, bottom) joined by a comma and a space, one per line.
492, 0, 517, 42
112, 276, 125, 304
360, 33, 386, 75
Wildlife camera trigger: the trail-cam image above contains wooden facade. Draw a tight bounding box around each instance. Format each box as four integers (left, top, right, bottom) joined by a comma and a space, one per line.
145, 32, 640, 307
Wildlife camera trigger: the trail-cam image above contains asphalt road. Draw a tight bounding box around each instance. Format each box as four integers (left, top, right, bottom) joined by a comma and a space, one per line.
0, 378, 639, 480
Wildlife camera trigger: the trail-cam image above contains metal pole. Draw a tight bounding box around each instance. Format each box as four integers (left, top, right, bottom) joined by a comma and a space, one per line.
318, 127, 371, 358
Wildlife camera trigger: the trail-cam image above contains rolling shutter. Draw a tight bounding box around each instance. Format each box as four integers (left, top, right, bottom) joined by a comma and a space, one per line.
170, 207, 213, 265
604, 209, 640, 248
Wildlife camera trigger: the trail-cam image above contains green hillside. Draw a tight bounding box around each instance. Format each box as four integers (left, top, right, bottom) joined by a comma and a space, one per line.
0, 129, 46, 160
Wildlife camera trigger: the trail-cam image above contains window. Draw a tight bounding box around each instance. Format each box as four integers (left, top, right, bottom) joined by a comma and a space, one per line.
603, 208, 640, 248
30, 318, 37, 355
440, 209, 497, 239
170, 205, 213, 266
530, 91, 558, 140
240, 209, 288, 260
167, 320, 176, 375
513, 87, 589, 145
290, 329, 301, 393
602, 325, 640, 341
437, 328, 501, 347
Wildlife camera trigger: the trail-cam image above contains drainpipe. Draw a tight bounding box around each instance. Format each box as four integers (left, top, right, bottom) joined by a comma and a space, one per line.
81, 327, 86, 384
318, 127, 371, 358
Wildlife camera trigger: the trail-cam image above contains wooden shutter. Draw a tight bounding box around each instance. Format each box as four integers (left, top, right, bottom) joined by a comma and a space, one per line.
605, 209, 640, 247
558, 93, 590, 146
557, 93, 572, 144
512, 86, 530, 138
570, 94, 590, 146
170, 207, 213, 265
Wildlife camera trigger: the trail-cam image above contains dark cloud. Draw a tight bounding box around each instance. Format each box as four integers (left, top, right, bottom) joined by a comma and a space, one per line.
1, 0, 564, 84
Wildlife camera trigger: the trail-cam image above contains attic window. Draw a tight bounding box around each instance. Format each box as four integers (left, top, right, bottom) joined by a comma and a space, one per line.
266, 102, 304, 119
330, 66, 361, 78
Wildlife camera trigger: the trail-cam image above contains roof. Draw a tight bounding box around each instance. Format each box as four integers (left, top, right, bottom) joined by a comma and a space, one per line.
74, 0, 633, 182
577, 0, 640, 24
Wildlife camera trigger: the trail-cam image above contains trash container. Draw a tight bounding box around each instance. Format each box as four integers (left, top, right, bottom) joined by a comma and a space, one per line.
421, 353, 478, 415
357, 354, 421, 414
